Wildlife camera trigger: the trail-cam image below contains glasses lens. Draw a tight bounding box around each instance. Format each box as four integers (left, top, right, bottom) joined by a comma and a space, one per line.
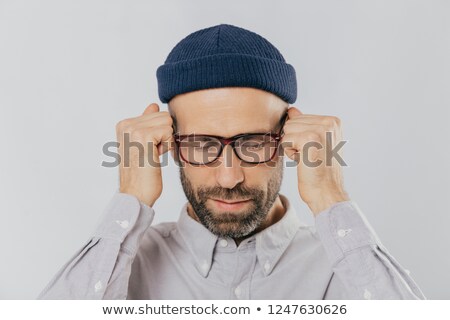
235, 134, 278, 163
179, 136, 221, 164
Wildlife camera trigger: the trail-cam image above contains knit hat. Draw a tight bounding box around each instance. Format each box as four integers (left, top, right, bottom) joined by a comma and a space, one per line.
156, 24, 297, 104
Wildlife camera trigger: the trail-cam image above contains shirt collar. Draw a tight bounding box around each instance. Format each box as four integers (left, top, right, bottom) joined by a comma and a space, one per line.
176, 193, 302, 277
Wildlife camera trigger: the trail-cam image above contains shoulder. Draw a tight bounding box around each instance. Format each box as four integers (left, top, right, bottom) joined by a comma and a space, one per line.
134, 221, 178, 256
290, 224, 329, 258
287, 224, 334, 272
129, 222, 180, 277
149, 221, 178, 238
293, 224, 322, 245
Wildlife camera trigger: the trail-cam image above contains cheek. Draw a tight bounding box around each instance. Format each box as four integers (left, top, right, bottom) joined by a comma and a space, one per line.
183, 166, 215, 185
241, 166, 274, 186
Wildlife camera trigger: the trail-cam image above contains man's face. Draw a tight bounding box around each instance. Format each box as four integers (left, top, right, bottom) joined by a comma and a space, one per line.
169, 87, 287, 238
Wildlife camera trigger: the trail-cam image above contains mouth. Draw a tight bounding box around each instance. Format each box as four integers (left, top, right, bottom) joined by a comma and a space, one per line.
212, 198, 251, 204
210, 198, 252, 210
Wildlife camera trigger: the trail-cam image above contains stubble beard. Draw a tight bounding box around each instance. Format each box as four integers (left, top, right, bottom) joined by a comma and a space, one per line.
179, 160, 283, 239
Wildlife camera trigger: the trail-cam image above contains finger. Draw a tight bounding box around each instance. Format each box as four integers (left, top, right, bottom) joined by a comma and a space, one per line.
125, 125, 173, 165
281, 129, 325, 159
282, 122, 327, 135
147, 126, 174, 160
143, 103, 159, 115
157, 134, 175, 155
133, 113, 173, 129
287, 106, 303, 119
120, 109, 171, 128
285, 115, 340, 127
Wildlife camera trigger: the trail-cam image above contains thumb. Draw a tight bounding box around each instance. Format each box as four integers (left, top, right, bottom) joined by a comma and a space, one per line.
287, 106, 303, 119
143, 103, 159, 115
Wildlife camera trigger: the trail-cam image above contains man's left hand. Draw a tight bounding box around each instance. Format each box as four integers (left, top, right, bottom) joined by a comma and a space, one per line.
281, 106, 350, 215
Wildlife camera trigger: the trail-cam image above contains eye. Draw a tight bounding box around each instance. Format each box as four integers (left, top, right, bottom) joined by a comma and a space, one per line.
246, 142, 265, 149
197, 141, 218, 149
242, 139, 265, 147
238, 135, 268, 145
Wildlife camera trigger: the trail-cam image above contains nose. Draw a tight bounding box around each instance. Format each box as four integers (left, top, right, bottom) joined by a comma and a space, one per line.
215, 144, 244, 189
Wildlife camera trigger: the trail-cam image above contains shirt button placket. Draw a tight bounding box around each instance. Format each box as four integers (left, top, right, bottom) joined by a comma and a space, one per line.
264, 260, 271, 274
234, 285, 242, 298
231, 242, 254, 299
94, 280, 103, 293
219, 239, 228, 247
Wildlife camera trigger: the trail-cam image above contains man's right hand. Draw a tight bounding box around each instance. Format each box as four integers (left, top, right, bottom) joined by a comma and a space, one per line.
116, 103, 174, 207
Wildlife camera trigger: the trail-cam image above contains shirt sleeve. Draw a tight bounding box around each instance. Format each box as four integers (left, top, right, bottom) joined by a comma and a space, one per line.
36, 191, 155, 300
314, 201, 426, 300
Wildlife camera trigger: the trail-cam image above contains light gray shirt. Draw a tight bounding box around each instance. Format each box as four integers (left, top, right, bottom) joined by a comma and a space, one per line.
37, 192, 426, 300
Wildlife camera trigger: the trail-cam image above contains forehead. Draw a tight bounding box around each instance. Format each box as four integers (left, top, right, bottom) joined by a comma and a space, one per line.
169, 87, 287, 135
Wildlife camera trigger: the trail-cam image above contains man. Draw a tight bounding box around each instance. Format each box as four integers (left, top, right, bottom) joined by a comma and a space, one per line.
38, 24, 425, 299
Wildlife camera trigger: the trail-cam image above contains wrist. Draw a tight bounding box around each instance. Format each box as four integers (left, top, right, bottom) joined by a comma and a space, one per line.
306, 190, 350, 215
119, 186, 159, 207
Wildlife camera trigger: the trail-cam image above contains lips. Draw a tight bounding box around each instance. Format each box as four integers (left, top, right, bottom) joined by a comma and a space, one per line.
210, 198, 252, 210
212, 199, 250, 204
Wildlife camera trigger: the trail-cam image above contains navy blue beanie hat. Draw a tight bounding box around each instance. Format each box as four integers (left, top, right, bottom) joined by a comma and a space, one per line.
156, 24, 297, 104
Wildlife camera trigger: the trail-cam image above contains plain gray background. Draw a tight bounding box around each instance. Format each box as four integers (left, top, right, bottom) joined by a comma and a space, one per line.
0, 0, 449, 299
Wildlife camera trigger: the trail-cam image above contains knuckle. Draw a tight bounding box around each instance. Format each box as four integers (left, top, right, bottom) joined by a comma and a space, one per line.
321, 117, 333, 126
164, 112, 173, 125
157, 125, 174, 141
161, 116, 173, 127
323, 116, 340, 127
130, 127, 147, 140
328, 115, 340, 127
303, 131, 320, 142
333, 116, 341, 126
148, 113, 173, 127
163, 124, 174, 132
282, 121, 293, 131
116, 119, 132, 132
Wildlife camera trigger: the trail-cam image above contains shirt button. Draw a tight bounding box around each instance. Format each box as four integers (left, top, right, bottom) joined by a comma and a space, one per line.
94, 280, 103, 292
219, 239, 228, 247
201, 260, 209, 273
264, 260, 271, 272
234, 286, 242, 298
337, 228, 352, 237
363, 289, 372, 300
116, 220, 129, 229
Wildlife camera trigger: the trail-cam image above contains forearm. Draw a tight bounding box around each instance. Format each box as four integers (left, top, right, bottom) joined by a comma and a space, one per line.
315, 201, 426, 300
37, 192, 155, 299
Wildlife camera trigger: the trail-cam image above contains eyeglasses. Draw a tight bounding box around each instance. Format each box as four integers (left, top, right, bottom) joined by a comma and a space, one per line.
173, 112, 288, 165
